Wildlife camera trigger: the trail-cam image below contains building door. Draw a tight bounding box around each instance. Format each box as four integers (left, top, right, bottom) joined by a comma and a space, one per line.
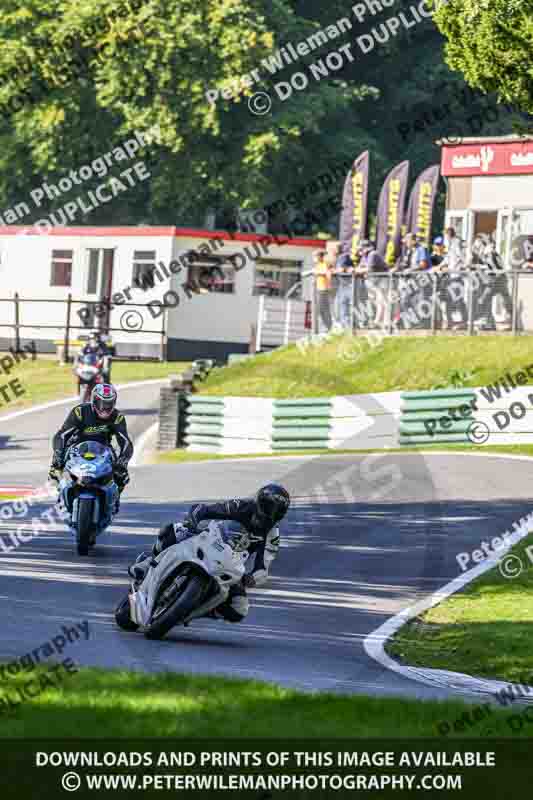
85, 249, 115, 331
496, 208, 512, 267
445, 210, 474, 261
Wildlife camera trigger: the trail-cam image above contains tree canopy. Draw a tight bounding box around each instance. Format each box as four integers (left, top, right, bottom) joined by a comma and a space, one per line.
0, 0, 528, 233
433, 0, 533, 116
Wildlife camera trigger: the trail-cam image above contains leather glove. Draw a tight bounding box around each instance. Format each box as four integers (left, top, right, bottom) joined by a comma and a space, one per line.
183, 504, 208, 531
48, 465, 61, 483
114, 461, 129, 488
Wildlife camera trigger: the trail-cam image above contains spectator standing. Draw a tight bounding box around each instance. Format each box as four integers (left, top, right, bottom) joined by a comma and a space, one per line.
359, 240, 388, 327
432, 236, 453, 329
403, 233, 431, 272
330, 241, 354, 330
521, 235, 533, 268
443, 227, 467, 330
523, 251, 533, 270
394, 233, 431, 329
313, 249, 332, 332
444, 226, 464, 270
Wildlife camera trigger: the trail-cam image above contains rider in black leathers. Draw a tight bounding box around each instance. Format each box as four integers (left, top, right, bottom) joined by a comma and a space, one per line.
49, 384, 133, 500
129, 484, 290, 622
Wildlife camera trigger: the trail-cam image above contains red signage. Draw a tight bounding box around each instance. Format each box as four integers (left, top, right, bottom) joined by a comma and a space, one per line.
441, 140, 533, 177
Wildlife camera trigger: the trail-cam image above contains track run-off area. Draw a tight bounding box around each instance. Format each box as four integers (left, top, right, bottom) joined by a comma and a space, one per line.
1, 384, 532, 700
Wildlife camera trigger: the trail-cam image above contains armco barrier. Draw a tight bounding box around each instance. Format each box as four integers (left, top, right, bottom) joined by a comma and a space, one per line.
183, 394, 400, 453
399, 389, 476, 446
272, 399, 331, 451
178, 383, 533, 454
185, 397, 273, 453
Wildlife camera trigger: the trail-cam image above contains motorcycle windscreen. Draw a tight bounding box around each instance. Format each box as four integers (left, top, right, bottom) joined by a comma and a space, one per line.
75, 441, 113, 467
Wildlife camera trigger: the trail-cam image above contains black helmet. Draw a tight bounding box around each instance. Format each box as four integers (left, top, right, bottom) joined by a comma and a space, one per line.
255, 483, 290, 524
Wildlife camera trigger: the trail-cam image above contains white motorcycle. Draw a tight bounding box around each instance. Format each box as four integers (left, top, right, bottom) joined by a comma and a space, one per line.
114, 520, 250, 639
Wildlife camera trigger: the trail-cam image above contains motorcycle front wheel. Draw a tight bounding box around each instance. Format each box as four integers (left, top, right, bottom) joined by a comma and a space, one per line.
115, 593, 139, 631
144, 570, 210, 640
77, 496, 94, 555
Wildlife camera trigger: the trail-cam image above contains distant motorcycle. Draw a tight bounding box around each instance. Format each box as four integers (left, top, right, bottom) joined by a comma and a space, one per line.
115, 520, 250, 639
74, 352, 105, 402
57, 441, 119, 555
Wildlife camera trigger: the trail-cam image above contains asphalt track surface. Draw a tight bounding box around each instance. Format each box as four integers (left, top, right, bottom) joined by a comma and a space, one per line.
1, 385, 533, 701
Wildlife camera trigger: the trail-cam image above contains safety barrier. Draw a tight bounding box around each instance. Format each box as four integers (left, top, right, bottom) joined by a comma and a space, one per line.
185, 396, 273, 453
176, 380, 533, 454
183, 393, 400, 453
399, 389, 476, 446
272, 399, 332, 451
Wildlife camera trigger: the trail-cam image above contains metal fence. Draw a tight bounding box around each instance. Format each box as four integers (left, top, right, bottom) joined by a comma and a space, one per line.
312, 270, 533, 335
255, 295, 312, 351
0, 294, 168, 359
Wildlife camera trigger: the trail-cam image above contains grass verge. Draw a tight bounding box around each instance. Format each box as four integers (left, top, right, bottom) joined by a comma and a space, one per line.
154, 444, 533, 465
198, 333, 533, 398
386, 534, 533, 685
0, 358, 189, 413
0, 666, 528, 738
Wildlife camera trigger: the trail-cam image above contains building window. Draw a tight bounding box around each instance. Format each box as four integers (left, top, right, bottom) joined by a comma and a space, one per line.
50, 250, 73, 287
186, 263, 235, 294
253, 259, 302, 298
209, 264, 235, 294
510, 209, 533, 267
86, 249, 99, 294
132, 250, 156, 290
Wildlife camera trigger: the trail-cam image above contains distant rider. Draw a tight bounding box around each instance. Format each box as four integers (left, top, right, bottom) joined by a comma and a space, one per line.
49, 384, 133, 507
79, 330, 113, 382
129, 484, 291, 623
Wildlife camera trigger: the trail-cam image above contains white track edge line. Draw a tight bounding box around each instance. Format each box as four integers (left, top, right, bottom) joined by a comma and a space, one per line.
363, 516, 533, 701
0, 378, 167, 424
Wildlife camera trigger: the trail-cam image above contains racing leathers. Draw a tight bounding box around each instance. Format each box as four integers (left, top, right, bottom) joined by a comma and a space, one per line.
50, 403, 133, 491
134, 498, 282, 623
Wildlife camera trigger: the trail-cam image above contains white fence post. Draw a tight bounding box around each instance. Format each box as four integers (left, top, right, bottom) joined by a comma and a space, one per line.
284, 300, 292, 345
256, 295, 265, 352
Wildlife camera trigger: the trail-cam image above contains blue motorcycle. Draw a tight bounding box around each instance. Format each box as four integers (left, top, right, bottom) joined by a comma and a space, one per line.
57, 441, 119, 555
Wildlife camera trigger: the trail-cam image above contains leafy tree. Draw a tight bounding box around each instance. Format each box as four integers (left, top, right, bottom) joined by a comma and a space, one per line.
0, 0, 376, 229
433, 0, 533, 115
0, 0, 527, 235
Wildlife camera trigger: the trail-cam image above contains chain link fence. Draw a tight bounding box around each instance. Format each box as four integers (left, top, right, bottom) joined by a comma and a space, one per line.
312, 270, 533, 335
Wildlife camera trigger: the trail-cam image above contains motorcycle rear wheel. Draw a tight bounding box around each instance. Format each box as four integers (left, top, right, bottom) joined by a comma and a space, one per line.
77, 497, 94, 556
144, 571, 209, 640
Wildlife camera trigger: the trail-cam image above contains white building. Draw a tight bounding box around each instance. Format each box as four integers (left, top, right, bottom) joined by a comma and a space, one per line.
0, 225, 321, 359
441, 135, 533, 266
